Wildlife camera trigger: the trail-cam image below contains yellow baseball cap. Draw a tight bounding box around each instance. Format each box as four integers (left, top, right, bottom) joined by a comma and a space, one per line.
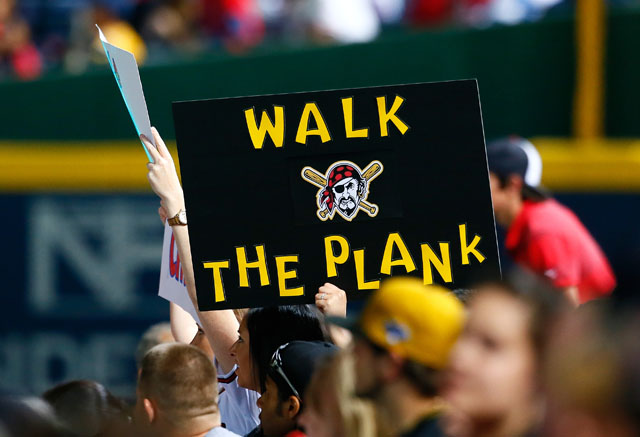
332, 277, 465, 369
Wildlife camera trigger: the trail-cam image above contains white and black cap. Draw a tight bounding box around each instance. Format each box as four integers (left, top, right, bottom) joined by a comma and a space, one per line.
486, 136, 546, 196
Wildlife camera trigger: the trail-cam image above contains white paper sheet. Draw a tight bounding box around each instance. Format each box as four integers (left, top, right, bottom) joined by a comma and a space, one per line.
158, 222, 201, 324
97, 24, 155, 162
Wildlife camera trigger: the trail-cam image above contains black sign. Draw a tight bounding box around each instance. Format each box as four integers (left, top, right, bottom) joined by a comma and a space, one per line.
173, 80, 500, 310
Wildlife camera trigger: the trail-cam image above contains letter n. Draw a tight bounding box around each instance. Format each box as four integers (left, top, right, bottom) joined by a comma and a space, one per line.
421, 242, 453, 285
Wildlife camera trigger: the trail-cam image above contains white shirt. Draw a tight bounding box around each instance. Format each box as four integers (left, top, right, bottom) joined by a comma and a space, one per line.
205, 426, 242, 437
216, 364, 261, 436
313, 0, 380, 43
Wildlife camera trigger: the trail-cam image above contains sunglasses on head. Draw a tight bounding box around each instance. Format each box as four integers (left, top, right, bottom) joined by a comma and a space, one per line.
269, 343, 300, 399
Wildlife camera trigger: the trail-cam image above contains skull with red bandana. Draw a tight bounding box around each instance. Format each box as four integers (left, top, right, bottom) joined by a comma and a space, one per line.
319, 163, 367, 219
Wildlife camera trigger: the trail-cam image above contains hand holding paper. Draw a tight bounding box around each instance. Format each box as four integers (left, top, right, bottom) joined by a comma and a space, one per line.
96, 26, 200, 324
142, 128, 185, 215
97, 24, 155, 162
142, 129, 194, 321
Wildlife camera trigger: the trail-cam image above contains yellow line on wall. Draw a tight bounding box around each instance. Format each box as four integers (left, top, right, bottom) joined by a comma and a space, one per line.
534, 137, 640, 190
0, 140, 178, 192
1, 138, 640, 192
573, 0, 605, 140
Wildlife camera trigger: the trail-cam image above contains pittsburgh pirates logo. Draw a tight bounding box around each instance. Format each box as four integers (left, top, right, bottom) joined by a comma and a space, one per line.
301, 160, 383, 221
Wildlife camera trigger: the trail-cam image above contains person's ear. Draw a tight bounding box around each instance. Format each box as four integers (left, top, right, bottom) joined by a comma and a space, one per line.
283, 396, 301, 419
380, 352, 405, 382
143, 398, 156, 423
507, 174, 524, 193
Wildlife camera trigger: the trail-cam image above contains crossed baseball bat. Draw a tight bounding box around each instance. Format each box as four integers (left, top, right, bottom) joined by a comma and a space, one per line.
302, 161, 383, 219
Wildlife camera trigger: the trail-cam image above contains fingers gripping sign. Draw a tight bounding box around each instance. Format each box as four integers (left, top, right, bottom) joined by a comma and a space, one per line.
316, 282, 351, 347
315, 283, 347, 317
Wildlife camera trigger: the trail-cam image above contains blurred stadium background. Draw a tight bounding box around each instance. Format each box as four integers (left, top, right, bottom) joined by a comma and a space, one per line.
1, 0, 639, 398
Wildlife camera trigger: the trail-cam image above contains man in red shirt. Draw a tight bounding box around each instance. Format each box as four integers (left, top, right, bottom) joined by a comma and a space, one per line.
486, 137, 616, 305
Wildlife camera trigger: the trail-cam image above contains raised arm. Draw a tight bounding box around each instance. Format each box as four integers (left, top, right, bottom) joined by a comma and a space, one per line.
169, 302, 199, 343
157, 206, 200, 343
143, 128, 239, 372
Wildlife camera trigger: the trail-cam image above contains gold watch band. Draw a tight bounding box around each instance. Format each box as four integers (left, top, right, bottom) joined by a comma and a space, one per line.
168, 209, 187, 226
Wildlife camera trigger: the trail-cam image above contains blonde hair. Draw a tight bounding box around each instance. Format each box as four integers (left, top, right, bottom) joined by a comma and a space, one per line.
233, 308, 249, 323
305, 351, 384, 437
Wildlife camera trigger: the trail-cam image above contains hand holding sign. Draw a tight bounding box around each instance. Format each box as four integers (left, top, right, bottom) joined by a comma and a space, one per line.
315, 283, 347, 317
316, 282, 351, 348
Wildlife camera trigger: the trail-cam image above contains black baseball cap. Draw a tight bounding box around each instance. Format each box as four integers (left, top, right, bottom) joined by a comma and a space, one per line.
486, 136, 546, 197
268, 341, 338, 399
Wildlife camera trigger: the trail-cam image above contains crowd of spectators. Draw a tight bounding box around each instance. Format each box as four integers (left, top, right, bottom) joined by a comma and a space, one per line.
0, 0, 576, 81
1, 275, 638, 437
1, 132, 637, 437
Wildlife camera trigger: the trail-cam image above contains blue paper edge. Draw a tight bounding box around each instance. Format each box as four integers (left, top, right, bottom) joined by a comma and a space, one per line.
99, 35, 154, 163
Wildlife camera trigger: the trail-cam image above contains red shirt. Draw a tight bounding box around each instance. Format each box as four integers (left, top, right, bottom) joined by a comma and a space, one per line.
505, 199, 616, 303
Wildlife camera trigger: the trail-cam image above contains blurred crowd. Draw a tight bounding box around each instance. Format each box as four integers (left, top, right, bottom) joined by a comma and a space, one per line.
0, 134, 638, 437
1, 275, 638, 437
0, 0, 582, 81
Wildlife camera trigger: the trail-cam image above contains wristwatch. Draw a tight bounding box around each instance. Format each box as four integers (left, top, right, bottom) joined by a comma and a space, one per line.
168, 209, 187, 226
